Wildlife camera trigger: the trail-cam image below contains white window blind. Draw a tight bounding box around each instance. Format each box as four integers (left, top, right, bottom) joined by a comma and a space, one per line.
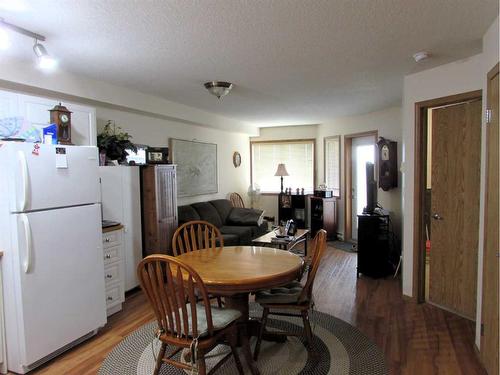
324, 136, 341, 197
251, 140, 314, 193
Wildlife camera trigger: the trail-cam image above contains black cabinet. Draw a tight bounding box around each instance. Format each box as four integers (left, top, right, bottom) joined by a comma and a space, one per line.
310, 197, 337, 240
278, 193, 306, 228
357, 213, 393, 278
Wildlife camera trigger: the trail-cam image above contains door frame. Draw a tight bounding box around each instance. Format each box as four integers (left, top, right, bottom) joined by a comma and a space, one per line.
343, 130, 378, 241
480, 62, 499, 373
412, 90, 482, 302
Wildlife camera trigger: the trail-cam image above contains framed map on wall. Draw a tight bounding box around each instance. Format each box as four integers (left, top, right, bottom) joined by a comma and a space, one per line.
170, 138, 218, 197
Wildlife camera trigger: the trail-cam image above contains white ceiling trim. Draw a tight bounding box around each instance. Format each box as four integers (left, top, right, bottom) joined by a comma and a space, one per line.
0, 57, 259, 135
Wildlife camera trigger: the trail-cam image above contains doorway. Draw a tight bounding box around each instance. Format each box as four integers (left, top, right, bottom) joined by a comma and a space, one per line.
351, 137, 375, 240
344, 131, 377, 241
414, 90, 482, 321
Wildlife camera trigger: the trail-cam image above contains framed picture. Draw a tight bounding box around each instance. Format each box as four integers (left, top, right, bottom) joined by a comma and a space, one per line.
146, 147, 169, 164
170, 138, 218, 197
280, 194, 291, 208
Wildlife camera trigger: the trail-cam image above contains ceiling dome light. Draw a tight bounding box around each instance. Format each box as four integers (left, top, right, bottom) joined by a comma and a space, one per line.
33, 41, 57, 70
204, 81, 233, 99
413, 51, 431, 63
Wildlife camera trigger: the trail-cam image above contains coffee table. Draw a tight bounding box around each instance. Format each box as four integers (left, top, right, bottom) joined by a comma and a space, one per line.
252, 228, 310, 256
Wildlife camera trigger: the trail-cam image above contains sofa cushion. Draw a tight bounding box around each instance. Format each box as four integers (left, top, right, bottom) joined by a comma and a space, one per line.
227, 207, 264, 226
220, 226, 253, 245
177, 205, 201, 224
251, 222, 269, 238
191, 202, 223, 228
209, 199, 234, 224
219, 233, 240, 247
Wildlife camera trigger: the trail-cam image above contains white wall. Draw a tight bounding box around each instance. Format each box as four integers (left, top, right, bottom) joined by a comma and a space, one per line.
401, 53, 484, 297
0, 57, 255, 206
0, 58, 258, 135
401, 17, 498, 352
95, 107, 251, 206
317, 107, 402, 238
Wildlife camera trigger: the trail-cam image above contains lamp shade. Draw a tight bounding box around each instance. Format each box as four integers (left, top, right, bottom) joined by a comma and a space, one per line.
274, 163, 289, 177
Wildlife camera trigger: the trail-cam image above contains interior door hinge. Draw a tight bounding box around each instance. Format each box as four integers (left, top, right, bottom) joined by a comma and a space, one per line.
485, 109, 492, 124
481, 323, 484, 336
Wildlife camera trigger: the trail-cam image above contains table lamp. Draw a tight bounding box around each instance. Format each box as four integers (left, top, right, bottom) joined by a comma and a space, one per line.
274, 163, 289, 193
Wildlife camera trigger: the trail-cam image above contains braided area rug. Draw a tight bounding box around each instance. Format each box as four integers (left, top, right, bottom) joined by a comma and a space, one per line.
99, 303, 387, 375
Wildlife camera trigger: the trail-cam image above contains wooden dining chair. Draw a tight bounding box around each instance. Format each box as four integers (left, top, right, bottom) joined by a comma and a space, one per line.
253, 229, 327, 359
172, 220, 224, 307
229, 192, 245, 208
172, 220, 223, 256
137, 255, 246, 375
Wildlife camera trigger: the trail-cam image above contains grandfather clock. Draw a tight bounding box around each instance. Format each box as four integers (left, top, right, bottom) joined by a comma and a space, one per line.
49, 103, 73, 145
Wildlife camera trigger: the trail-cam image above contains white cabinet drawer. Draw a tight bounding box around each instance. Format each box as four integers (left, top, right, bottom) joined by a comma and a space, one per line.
102, 231, 122, 248
104, 262, 121, 287
103, 245, 121, 265
105, 284, 123, 308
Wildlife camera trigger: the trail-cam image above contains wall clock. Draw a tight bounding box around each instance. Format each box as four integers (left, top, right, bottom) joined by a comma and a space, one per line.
233, 151, 241, 168
49, 103, 73, 145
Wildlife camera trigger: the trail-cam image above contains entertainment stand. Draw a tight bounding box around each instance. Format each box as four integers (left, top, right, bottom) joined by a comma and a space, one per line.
356, 212, 393, 278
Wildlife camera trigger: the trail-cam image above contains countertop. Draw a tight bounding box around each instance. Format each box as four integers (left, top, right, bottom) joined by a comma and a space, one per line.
102, 224, 124, 233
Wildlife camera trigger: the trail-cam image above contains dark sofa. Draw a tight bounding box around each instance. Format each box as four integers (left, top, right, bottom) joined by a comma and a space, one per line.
177, 199, 268, 246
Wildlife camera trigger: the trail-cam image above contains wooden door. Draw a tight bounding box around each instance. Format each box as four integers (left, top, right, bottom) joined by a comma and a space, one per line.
428, 99, 482, 320
480, 64, 499, 375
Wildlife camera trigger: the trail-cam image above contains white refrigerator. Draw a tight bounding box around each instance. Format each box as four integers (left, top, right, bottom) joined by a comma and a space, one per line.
0, 143, 106, 374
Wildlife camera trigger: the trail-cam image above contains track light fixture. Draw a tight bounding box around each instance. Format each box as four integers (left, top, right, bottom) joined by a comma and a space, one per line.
0, 17, 57, 71
33, 40, 57, 70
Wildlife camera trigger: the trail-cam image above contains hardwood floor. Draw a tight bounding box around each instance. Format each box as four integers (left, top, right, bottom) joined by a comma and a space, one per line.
28, 246, 486, 375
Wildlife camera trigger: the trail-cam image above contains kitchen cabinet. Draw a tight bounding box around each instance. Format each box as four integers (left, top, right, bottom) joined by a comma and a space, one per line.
141, 165, 178, 256
99, 166, 143, 291
102, 226, 125, 316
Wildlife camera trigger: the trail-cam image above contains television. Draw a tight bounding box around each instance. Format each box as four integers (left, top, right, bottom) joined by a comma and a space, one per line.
363, 162, 377, 214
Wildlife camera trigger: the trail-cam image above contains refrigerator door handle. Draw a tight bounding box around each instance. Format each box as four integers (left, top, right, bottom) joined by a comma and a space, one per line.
18, 151, 30, 212
20, 213, 33, 273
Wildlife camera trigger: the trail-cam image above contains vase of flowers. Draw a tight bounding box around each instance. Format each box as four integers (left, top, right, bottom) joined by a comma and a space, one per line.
97, 120, 137, 165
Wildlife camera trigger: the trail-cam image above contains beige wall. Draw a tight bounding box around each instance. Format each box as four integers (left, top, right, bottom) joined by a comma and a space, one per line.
317, 107, 402, 238
249, 109, 403, 236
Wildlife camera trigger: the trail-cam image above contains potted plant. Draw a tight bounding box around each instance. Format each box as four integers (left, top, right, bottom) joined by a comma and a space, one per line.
97, 120, 137, 165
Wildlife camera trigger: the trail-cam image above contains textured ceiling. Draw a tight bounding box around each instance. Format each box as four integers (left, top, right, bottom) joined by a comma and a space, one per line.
0, 0, 497, 127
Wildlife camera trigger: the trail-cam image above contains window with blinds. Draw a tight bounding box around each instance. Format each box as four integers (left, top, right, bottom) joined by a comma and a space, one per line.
324, 136, 341, 197
251, 140, 315, 193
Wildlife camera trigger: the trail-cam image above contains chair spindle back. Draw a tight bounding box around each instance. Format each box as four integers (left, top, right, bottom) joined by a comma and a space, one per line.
172, 220, 223, 256
137, 255, 215, 339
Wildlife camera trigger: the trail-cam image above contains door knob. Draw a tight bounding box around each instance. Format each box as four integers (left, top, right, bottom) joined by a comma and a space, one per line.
432, 213, 443, 220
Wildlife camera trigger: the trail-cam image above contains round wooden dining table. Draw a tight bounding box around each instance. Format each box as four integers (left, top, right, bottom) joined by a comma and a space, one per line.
176, 245, 303, 320
177, 246, 303, 375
